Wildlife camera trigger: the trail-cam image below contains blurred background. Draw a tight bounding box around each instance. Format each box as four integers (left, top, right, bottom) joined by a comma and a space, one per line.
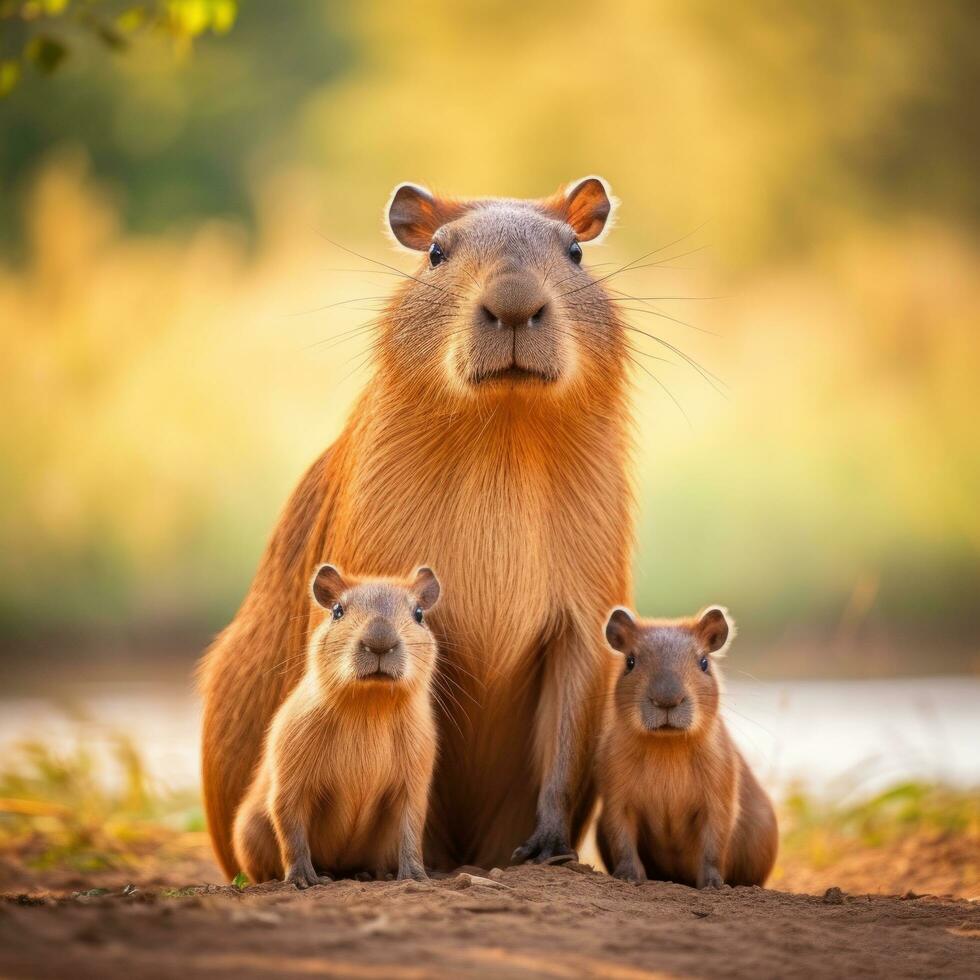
1, 1, 977, 893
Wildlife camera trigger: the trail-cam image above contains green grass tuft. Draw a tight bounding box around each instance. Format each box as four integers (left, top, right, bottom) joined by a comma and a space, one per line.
779, 780, 980, 869
0, 728, 203, 876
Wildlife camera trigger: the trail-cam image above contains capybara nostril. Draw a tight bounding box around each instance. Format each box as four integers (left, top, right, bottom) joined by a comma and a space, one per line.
529, 303, 548, 326
479, 304, 501, 328
361, 641, 397, 658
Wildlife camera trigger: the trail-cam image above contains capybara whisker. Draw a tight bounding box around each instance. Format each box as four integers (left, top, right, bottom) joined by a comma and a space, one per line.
620, 243, 710, 274
556, 225, 708, 299
621, 324, 727, 394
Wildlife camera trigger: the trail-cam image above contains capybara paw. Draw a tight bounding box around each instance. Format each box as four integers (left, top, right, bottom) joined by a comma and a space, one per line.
613, 863, 647, 885
511, 826, 577, 865
397, 862, 428, 882
285, 864, 321, 889
698, 867, 724, 889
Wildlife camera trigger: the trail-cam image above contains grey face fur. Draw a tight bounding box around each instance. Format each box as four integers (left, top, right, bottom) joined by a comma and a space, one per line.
605, 608, 732, 735
345, 583, 413, 681
632, 626, 707, 731
311, 565, 441, 686
439, 205, 574, 387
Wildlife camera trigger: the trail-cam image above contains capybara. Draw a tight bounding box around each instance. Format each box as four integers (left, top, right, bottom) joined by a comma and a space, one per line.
200, 176, 632, 874
233, 564, 441, 885
596, 606, 778, 887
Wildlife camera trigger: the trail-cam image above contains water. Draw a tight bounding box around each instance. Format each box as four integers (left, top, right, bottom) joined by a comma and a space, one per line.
1, 677, 977, 799
720, 677, 979, 798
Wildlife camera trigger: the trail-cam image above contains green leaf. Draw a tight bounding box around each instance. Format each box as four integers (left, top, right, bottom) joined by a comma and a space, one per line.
26, 35, 68, 74
232, 871, 249, 890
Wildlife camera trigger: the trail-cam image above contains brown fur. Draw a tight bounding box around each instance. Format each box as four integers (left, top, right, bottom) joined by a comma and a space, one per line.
233, 566, 440, 885
596, 608, 777, 888
200, 178, 633, 876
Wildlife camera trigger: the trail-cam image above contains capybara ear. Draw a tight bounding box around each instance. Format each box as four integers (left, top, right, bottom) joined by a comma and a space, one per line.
311, 564, 347, 608
605, 606, 636, 653
387, 183, 463, 251
412, 566, 441, 611
696, 606, 736, 657
562, 176, 614, 242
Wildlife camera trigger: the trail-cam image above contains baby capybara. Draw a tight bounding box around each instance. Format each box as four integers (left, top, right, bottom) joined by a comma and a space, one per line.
596, 606, 777, 888
233, 564, 441, 886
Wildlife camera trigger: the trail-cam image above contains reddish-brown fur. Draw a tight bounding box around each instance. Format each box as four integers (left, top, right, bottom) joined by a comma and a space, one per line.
200, 177, 633, 876
596, 607, 777, 888
233, 565, 440, 885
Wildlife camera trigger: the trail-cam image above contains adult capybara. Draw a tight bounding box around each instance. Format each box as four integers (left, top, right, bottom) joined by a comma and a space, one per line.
199, 177, 633, 875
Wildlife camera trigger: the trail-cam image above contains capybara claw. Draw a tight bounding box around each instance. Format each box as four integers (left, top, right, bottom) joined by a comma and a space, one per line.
285, 864, 320, 889
699, 868, 724, 889
541, 852, 578, 866
613, 865, 647, 885
512, 827, 575, 864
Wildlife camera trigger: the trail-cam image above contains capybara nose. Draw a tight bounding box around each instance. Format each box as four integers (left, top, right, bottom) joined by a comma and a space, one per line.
359, 617, 399, 657
652, 694, 685, 710
478, 274, 549, 331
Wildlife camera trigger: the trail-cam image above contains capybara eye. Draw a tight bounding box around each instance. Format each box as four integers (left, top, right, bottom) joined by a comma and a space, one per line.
331, 603, 344, 621
625, 654, 635, 672
699, 655, 709, 672
428, 242, 445, 267
414, 605, 424, 625
568, 241, 583, 264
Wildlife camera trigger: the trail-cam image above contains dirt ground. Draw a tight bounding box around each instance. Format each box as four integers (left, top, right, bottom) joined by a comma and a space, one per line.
2, 854, 978, 980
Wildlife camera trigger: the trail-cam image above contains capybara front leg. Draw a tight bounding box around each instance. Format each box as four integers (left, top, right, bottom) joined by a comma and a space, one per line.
272, 793, 329, 889
603, 806, 647, 884
232, 799, 282, 884
696, 809, 727, 889
513, 623, 603, 864
397, 794, 429, 882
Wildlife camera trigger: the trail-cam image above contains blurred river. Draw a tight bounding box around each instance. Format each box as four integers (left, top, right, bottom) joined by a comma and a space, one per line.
1, 677, 977, 799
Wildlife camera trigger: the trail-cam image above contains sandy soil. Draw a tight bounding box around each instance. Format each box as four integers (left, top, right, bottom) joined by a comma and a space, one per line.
768, 832, 980, 901
2, 858, 978, 980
